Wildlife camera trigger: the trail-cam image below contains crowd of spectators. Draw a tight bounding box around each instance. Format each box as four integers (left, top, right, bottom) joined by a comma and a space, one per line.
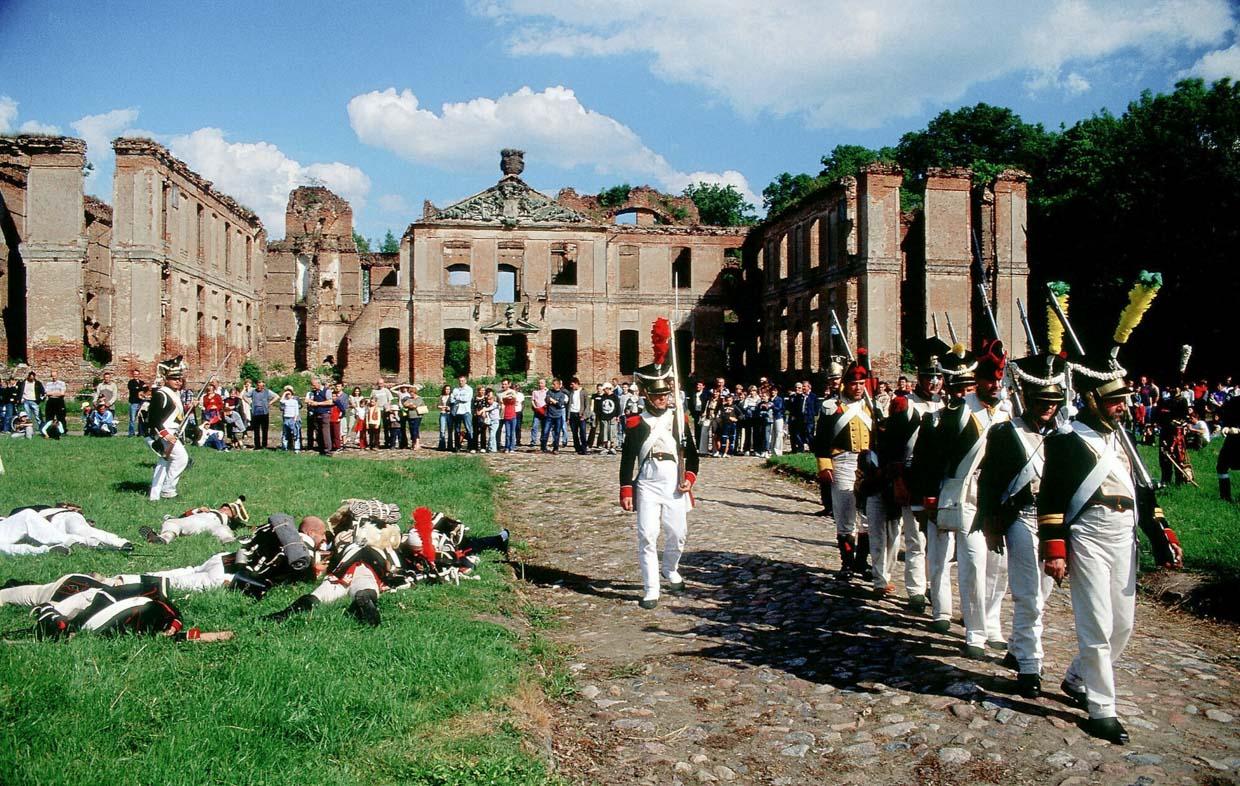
0, 366, 1234, 461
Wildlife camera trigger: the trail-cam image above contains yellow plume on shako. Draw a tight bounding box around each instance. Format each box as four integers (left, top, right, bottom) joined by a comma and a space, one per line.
1113, 271, 1162, 345
1046, 280, 1070, 355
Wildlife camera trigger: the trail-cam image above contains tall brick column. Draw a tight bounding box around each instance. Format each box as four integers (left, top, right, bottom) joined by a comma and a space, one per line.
23, 139, 87, 374
922, 168, 974, 348
855, 163, 903, 380
990, 171, 1031, 356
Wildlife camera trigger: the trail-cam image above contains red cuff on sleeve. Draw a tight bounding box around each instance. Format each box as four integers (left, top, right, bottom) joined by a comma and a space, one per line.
923, 497, 938, 513
683, 471, 696, 487
1041, 538, 1068, 561
1164, 529, 1179, 547
158, 428, 171, 438
620, 486, 634, 505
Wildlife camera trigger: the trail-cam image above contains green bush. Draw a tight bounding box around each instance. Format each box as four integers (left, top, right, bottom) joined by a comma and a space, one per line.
238, 359, 263, 384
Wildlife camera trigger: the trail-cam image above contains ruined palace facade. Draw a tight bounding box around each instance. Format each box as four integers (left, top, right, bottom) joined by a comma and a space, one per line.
1, 137, 1025, 388
1, 135, 264, 383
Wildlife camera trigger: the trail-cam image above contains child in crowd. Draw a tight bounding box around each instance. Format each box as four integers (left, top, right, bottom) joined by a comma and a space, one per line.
365, 398, 382, 450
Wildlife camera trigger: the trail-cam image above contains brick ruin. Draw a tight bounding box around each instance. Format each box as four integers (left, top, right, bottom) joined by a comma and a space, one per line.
0, 137, 1026, 388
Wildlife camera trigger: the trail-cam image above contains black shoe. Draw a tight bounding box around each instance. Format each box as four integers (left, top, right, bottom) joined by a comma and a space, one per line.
1060, 680, 1088, 709
666, 581, 686, 594
930, 619, 951, 634
836, 567, 853, 581
1, 578, 33, 589
986, 639, 1008, 652
816, 509, 832, 517
228, 572, 271, 600
961, 644, 986, 660
907, 594, 927, 614
1001, 652, 1019, 671
860, 567, 874, 581
346, 589, 381, 627
48, 544, 72, 556
263, 594, 318, 623
138, 526, 163, 545
638, 598, 658, 610
1083, 716, 1128, 745
1016, 673, 1042, 699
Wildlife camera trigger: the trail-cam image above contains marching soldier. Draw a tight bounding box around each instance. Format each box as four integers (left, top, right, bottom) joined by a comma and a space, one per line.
914, 340, 1010, 657
813, 351, 876, 581
1218, 392, 1240, 502
619, 319, 699, 609
1038, 274, 1183, 744
977, 352, 1066, 697
147, 356, 190, 500
811, 358, 844, 515
883, 338, 947, 612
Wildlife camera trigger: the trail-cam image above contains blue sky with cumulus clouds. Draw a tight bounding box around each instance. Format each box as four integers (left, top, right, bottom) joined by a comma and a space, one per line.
3, 0, 1238, 239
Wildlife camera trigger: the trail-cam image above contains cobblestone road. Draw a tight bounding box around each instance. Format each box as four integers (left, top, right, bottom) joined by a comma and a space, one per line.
490, 450, 1240, 786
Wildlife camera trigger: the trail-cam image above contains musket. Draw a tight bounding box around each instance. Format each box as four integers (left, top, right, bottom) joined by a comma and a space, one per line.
971, 232, 1023, 416
1159, 448, 1200, 488
1044, 283, 1179, 566
1017, 298, 1038, 355
828, 308, 875, 413
931, 313, 940, 339
670, 272, 686, 487
945, 313, 959, 345
153, 350, 233, 457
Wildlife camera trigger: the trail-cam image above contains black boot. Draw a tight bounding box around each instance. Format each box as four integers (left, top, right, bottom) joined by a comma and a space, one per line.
1083, 716, 1129, 744
228, 571, 271, 600
836, 535, 854, 579
856, 533, 872, 581
1221, 475, 1233, 503
1016, 673, 1042, 699
346, 589, 381, 627
465, 530, 510, 558
262, 594, 318, 623
818, 483, 833, 516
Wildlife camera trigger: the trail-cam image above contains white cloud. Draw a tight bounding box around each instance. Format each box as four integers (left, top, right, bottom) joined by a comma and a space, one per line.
1185, 29, 1240, 81
348, 85, 758, 207
70, 107, 142, 187
168, 127, 371, 236
476, 0, 1235, 128
0, 96, 17, 133
1, 96, 61, 136
377, 193, 410, 213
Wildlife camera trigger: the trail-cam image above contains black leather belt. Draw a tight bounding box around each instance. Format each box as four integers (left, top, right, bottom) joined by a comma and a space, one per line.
1093, 495, 1135, 513
650, 452, 677, 462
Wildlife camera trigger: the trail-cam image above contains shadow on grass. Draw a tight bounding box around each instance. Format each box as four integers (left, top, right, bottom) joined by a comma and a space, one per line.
112, 480, 152, 493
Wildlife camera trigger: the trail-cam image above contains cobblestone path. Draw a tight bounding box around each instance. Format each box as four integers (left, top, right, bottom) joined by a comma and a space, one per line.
490, 450, 1240, 786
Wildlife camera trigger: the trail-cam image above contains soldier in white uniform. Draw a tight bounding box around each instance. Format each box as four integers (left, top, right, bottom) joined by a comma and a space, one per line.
619, 319, 700, 609
139, 497, 248, 545
0, 504, 132, 556
147, 356, 190, 500
884, 338, 946, 612
978, 352, 1066, 697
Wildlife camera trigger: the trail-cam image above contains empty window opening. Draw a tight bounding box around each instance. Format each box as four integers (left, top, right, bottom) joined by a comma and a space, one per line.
446, 263, 472, 287
495, 263, 519, 302
619, 329, 639, 374
551, 242, 577, 286
379, 328, 401, 375
672, 248, 691, 289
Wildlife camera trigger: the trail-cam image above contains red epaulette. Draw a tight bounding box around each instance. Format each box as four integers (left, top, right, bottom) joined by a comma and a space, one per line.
625, 414, 641, 429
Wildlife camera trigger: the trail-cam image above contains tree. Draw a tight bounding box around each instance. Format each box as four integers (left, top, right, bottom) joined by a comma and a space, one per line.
597, 184, 633, 208
683, 182, 757, 226
895, 102, 1054, 184
380, 229, 399, 253
762, 172, 823, 215
819, 143, 897, 183
353, 232, 371, 253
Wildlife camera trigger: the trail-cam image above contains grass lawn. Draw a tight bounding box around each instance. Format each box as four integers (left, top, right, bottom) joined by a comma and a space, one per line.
767, 439, 1240, 579
0, 436, 559, 786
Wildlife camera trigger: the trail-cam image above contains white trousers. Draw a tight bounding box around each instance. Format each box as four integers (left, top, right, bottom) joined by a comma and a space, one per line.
830, 452, 865, 536
635, 459, 689, 601
957, 515, 1008, 648
901, 506, 927, 598
311, 564, 380, 604
149, 440, 189, 500
158, 511, 235, 544
867, 496, 900, 589
0, 575, 86, 606
925, 521, 955, 622
152, 553, 230, 592
772, 419, 785, 455
1063, 505, 1137, 719
0, 509, 129, 555
1006, 510, 1055, 674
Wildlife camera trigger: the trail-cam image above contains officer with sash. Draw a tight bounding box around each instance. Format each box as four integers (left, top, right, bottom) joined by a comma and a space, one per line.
883, 337, 947, 612
813, 352, 876, 581
619, 319, 699, 609
147, 356, 190, 501
914, 340, 1010, 657
978, 352, 1066, 697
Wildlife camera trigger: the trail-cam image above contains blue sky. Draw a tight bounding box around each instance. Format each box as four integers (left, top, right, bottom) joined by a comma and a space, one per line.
3, 1, 1238, 240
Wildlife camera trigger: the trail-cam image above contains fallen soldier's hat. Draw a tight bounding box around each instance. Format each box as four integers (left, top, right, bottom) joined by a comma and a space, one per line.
226, 496, 249, 525
346, 498, 402, 526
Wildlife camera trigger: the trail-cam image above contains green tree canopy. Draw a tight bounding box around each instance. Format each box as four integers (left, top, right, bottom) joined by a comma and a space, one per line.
895, 102, 1054, 185
762, 172, 823, 215
380, 229, 400, 253
353, 232, 371, 253
683, 182, 757, 226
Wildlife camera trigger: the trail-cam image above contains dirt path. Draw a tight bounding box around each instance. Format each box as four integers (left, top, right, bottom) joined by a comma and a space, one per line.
491, 450, 1240, 786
